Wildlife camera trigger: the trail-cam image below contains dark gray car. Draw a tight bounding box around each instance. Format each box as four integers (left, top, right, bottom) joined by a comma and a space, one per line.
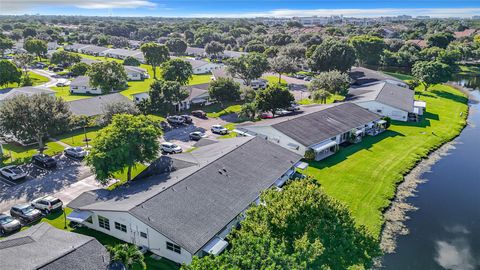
0, 214, 21, 235
10, 204, 43, 224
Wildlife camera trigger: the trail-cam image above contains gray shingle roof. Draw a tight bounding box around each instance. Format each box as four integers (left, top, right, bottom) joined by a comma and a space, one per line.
0, 86, 56, 101
68, 137, 302, 254
0, 223, 109, 270
260, 103, 381, 147
124, 65, 147, 74
70, 76, 90, 87
349, 67, 404, 86
67, 93, 133, 116
347, 81, 414, 112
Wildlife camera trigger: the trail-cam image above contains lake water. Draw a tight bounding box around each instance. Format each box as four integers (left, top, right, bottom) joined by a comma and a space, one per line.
382, 80, 480, 269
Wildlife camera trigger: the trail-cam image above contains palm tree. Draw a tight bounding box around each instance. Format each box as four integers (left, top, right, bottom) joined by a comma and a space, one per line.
108, 244, 146, 270
311, 89, 332, 104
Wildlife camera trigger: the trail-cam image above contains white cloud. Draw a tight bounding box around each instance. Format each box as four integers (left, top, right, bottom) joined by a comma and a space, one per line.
191, 8, 480, 18
1, 0, 156, 12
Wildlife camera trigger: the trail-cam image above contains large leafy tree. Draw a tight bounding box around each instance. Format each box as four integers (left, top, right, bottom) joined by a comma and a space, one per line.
0, 60, 21, 87
0, 94, 71, 152
24, 39, 47, 60
87, 61, 127, 94
148, 80, 189, 113
226, 52, 269, 86
0, 37, 13, 57
309, 70, 351, 96
86, 114, 160, 184
108, 244, 146, 270
160, 58, 193, 85
311, 89, 332, 104
308, 39, 356, 73
426, 32, 455, 49
70, 62, 89, 76
269, 55, 298, 83
208, 77, 241, 105
349, 35, 386, 65
184, 179, 381, 270
412, 61, 452, 91
101, 101, 140, 126
204, 41, 225, 58
13, 53, 34, 78
50, 51, 81, 67
255, 83, 294, 116
140, 42, 169, 79
123, 56, 141, 66
165, 38, 187, 55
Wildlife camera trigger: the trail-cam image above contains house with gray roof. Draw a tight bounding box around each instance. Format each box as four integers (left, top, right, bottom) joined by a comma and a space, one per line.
67, 137, 303, 264
349, 67, 407, 87
212, 67, 267, 90
124, 66, 149, 81
67, 93, 133, 117
0, 222, 110, 270
237, 102, 383, 160
0, 86, 56, 105
70, 76, 103, 94
182, 58, 221, 74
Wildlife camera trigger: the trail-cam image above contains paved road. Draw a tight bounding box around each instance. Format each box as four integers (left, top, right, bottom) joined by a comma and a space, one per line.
0, 155, 94, 213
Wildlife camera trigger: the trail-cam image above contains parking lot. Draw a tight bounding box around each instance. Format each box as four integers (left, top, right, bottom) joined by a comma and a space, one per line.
0, 154, 93, 213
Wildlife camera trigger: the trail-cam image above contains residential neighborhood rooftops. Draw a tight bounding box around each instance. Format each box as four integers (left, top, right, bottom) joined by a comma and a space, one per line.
124, 65, 147, 73
0, 223, 110, 270
349, 67, 405, 86
70, 75, 90, 87
347, 81, 415, 113
183, 58, 211, 69
0, 86, 56, 101
67, 93, 133, 116
68, 136, 302, 254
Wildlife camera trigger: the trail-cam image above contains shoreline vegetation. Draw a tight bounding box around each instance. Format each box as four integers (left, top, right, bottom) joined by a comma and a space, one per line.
306, 78, 469, 245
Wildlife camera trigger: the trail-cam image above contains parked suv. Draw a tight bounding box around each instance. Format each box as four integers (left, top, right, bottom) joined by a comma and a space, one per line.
0, 214, 22, 235
64, 147, 87, 158
211, 125, 228, 135
32, 154, 57, 168
181, 115, 193, 124
31, 196, 63, 214
161, 142, 183, 154
0, 165, 27, 181
191, 110, 207, 118
189, 131, 206, 141
10, 204, 43, 224
166, 115, 185, 125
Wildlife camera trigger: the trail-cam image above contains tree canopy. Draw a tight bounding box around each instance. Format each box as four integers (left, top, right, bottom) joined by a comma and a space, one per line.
50, 51, 81, 67
108, 244, 146, 270
426, 32, 455, 49
165, 38, 188, 55
350, 35, 386, 65
140, 42, 170, 79
226, 52, 269, 85
160, 58, 193, 85
0, 60, 22, 87
308, 39, 356, 73
309, 70, 351, 96
0, 37, 13, 57
147, 80, 189, 113
86, 114, 161, 184
185, 179, 381, 270
0, 94, 71, 151
24, 39, 47, 60
255, 83, 294, 116
70, 62, 89, 76
87, 61, 127, 94
205, 41, 225, 57
269, 55, 298, 83
123, 56, 141, 66
208, 77, 241, 105
412, 61, 452, 90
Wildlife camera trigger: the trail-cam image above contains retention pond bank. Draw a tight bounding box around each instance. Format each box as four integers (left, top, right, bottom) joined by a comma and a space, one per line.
381, 88, 480, 269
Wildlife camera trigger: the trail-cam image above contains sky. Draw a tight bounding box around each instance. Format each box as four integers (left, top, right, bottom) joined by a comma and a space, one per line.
1, 0, 480, 18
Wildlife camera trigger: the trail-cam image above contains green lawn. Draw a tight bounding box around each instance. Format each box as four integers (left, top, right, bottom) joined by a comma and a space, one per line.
56, 127, 102, 147
1, 141, 65, 165
383, 71, 415, 81
305, 84, 468, 236
0, 71, 50, 90
49, 86, 92, 101
6, 208, 178, 270
458, 64, 480, 75
108, 163, 149, 190
298, 94, 344, 105
262, 75, 287, 85
203, 102, 242, 118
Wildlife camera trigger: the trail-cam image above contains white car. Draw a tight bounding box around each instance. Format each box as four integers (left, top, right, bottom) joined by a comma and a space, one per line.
161, 142, 183, 154
0, 166, 27, 181
64, 146, 87, 158
31, 196, 63, 214
211, 125, 228, 135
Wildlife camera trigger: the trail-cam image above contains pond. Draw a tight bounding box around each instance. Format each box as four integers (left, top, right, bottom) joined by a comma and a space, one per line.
381, 83, 480, 269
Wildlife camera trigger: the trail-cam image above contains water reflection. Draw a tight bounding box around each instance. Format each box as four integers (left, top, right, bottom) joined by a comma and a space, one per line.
434, 237, 477, 270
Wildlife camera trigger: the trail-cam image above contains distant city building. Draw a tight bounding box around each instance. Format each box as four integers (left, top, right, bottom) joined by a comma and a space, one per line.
473, 16, 480, 20
416, 16, 431, 20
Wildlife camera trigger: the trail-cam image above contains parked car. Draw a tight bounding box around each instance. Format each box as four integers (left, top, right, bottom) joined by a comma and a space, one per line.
64, 147, 87, 158
56, 82, 66, 87
286, 103, 301, 112
31, 196, 63, 214
189, 131, 206, 141
161, 142, 183, 154
294, 74, 306, 79
303, 76, 312, 81
211, 125, 228, 135
0, 214, 22, 235
10, 204, 43, 224
0, 165, 27, 181
32, 154, 57, 168
275, 109, 292, 116
181, 115, 193, 124
52, 67, 64, 72
166, 115, 185, 125
191, 110, 207, 118
260, 112, 273, 119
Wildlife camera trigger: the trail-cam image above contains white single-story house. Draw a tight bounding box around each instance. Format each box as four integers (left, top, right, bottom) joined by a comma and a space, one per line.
0, 223, 110, 270
183, 58, 221, 74
211, 67, 267, 90
67, 137, 303, 265
132, 83, 210, 111
67, 93, 133, 117
0, 86, 56, 105
124, 66, 149, 81
79, 45, 109, 56
64, 43, 91, 53
70, 76, 102, 95
347, 80, 425, 122
237, 103, 384, 161
101, 48, 145, 63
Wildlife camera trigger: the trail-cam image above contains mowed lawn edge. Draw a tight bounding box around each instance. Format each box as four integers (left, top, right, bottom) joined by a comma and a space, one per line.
306, 84, 469, 236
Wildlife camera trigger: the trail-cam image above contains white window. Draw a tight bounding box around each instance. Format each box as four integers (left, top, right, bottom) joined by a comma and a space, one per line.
166, 242, 181, 254
98, 216, 110, 230
114, 222, 127, 233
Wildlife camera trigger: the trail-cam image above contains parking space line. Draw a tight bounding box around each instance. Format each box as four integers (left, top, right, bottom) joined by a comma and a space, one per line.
0, 176, 16, 187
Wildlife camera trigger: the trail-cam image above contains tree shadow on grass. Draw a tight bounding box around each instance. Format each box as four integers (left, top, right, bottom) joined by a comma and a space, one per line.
431, 89, 469, 104
308, 130, 404, 170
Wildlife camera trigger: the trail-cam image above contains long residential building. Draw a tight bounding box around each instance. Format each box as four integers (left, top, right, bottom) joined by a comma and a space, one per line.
237, 103, 384, 161
67, 137, 303, 264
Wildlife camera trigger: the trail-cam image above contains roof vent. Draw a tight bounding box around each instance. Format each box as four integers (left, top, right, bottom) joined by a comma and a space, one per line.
218, 170, 223, 175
